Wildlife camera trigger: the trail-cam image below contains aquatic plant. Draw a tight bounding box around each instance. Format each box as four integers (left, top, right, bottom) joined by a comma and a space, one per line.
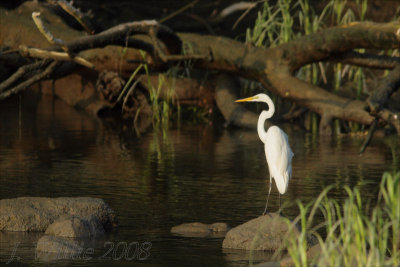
281, 171, 400, 266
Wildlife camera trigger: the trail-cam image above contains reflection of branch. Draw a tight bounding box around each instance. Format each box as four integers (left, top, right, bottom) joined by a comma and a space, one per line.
19, 45, 94, 69
32, 12, 68, 51
0, 61, 59, 101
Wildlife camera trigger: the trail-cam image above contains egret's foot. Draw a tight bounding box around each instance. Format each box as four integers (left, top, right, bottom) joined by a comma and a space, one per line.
262, 208, 272, 217
262, 207, 268, 215
278, 211, 287, 217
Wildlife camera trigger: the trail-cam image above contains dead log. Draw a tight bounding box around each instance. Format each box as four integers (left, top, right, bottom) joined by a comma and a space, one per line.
1, 2, 399, 135
214, 74, 262, 129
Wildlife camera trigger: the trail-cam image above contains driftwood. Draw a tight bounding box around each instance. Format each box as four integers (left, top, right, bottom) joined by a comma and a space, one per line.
0, 2, 399, 139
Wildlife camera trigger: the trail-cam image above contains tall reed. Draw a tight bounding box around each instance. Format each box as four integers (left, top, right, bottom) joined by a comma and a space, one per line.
282, 171, 400, 266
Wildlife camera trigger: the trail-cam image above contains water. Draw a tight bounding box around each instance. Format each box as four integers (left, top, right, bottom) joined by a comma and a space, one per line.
0, 94, 398, 266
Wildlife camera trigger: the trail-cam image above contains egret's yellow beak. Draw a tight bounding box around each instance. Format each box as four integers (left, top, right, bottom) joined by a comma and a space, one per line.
235, 96, 258, 102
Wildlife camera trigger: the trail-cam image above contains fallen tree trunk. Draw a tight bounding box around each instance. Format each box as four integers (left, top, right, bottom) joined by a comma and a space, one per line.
1, 2, 399, 135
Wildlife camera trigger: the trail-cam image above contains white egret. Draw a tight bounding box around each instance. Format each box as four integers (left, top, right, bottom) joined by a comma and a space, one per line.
235, 93, 294, 214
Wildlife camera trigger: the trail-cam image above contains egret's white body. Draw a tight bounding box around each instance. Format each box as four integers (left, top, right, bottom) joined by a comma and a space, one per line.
264, 126, 292, 195
236, 93, 294, 213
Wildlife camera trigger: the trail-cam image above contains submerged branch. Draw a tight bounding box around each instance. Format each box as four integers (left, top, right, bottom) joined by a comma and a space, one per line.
0, 61, 59, 101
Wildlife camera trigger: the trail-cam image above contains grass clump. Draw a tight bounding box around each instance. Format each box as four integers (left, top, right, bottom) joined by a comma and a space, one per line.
282, 171, 400, 266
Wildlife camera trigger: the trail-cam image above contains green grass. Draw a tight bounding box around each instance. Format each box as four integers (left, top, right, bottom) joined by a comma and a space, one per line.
281, 171, 400, 266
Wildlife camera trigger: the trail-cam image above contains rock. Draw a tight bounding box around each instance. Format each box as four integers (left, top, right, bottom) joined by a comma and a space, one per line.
45, 215, 104, 238
0, 197, 117, 232
0, 231, 42, 261
222, 213, 311, 251
36, 235, 82, 256
222, 247, 278, 266
36, 235, 98, 261
209, 222, 230, 233
279, 244, 321, 267
171, 222, 229, 237
254, 261, 280, 267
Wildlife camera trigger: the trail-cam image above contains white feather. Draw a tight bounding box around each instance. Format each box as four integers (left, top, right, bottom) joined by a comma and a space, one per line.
264, 126, 293, 194
235, 93, 294, 212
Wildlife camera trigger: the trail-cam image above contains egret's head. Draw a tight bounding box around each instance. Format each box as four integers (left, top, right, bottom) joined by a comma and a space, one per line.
235, 94, 267, 103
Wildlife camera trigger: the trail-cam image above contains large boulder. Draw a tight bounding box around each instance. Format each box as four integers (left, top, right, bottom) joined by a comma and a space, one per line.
0, 197, 117, 232
222, 213, 314, 251
45, 215, 105, 238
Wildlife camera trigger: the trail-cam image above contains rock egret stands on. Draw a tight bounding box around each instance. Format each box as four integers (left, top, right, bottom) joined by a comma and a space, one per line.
235, 93, 294, 214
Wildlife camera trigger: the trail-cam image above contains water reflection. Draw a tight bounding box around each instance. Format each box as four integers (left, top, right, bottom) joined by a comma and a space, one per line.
0, 93, 398, 265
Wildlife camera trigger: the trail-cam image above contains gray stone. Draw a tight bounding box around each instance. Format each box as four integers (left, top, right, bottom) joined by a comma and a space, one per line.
45, 215, 105, 238
209, 222, 230, 233
0, 197, 117, 232
222, 213, 304, 251
279, 244, 322, 267
171, 222, 229, 237
36, 235, 82, 255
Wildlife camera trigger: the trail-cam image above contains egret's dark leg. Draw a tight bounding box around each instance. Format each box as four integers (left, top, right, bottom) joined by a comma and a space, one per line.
278, 194, 282, 215
263, 175, 272, 215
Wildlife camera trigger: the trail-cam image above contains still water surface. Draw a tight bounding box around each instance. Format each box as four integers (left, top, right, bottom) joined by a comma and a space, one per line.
0, 94, 398, 266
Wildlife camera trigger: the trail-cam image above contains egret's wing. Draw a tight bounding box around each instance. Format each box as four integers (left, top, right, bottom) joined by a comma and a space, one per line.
265, 126, 294, 194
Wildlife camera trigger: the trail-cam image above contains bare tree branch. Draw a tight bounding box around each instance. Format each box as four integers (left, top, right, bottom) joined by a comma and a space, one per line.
0, 61, 59, 101
332, 51, 400, 69
32, 12, 68, 52
280, 21, 400, 71
50, 0, 95, 34
19, 45, 94, 69
0, 61, 44, 93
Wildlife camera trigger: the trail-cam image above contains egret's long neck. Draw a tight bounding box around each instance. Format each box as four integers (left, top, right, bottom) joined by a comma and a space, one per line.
257, 96, 275, 143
